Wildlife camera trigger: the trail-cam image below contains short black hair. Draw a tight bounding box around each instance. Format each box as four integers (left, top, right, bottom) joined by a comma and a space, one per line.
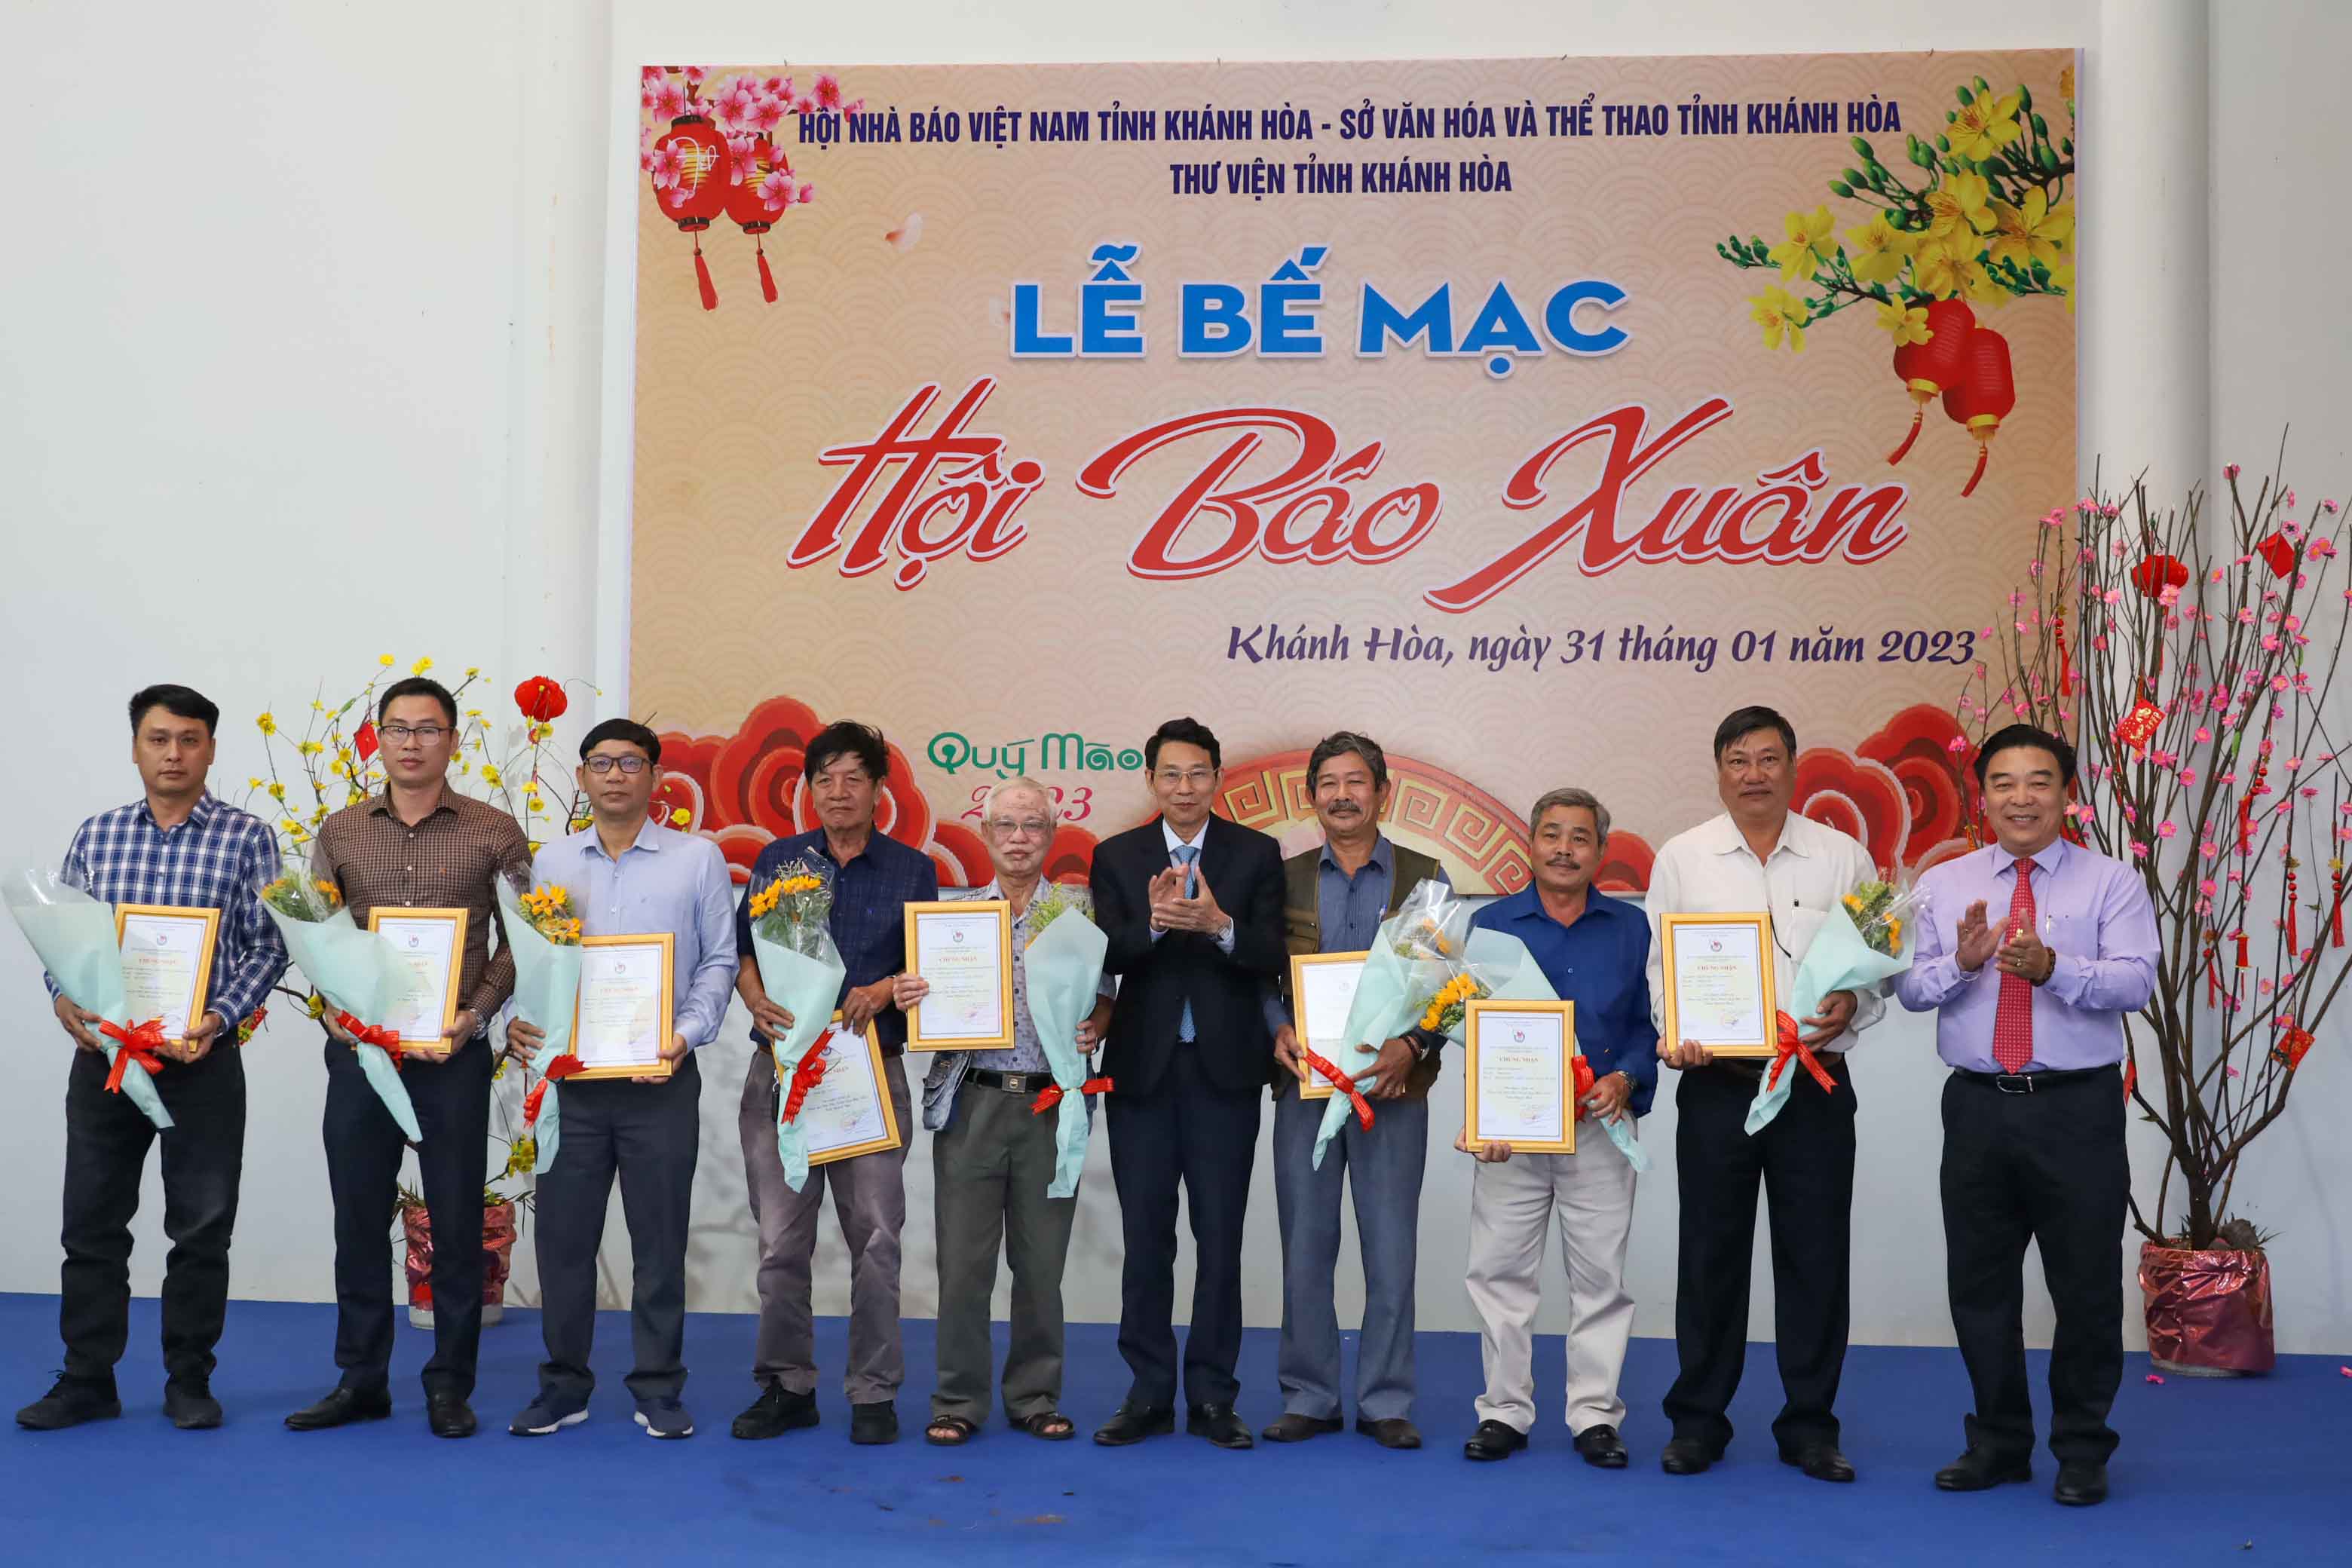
128, 684, 218, 737
378, 675, 458, 728
1712, 704, 1797, 763
804, 720, 889, 785
1307, 730, 1387, 792
1974, 723, 2076, 789
579, 718, 661, 764
1144, 716, 1221, 773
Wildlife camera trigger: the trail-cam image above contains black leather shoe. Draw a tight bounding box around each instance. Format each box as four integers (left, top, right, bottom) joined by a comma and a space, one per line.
1093, 1402, 1175, 1446
1783, 1442, 1857, 1483
1573, 1423, 1629, 1468
1262, 1412, 1343, 1442
2053, 1459, 2109, 1506
427, 1394, 477, 1438
1187, 1403, 1254, 1449
1355, 1416, 1422, 1450
16, 1377, 121, 1431
849, 1399, 899, 1445
1936, 1447, 2032, 1491
732, 1380, 819, 1439
1660, 1437, 1720, 1475
285, 1386, 392, 1431
1462, 1419, 1527, 1462
163, 1377, 222, 1430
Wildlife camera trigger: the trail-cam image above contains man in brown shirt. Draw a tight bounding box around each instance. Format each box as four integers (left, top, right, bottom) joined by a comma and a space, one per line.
285, 676, 528, 1441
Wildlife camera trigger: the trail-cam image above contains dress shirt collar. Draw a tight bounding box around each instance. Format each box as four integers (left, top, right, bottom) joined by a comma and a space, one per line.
366, 782, 460, 822
1317, 832, 1392, 878
1699, 808, 1813, 862
1162, 816, 1211, 854
136, 791, 219, 831
1991, 834, 2072, 878
1502, 884, 1625, 930
575, 814, 663, 863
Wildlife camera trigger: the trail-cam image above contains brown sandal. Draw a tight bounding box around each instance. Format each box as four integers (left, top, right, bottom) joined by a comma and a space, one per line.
925, 1414, 978, 1446
1015, 1410, 1076, 1441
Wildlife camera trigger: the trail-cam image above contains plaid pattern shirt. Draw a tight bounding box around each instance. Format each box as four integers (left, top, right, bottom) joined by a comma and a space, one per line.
312, 786, 531, 1029
737, 827, 939, 1054
48, 792, 289, 1027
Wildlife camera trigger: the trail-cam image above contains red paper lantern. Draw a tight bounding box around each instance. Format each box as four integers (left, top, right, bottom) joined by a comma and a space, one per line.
651, 115, 728, 311
2130, 553, 2191, 600
514, 676, 568, 724
1941, 325, 2015, 499
1886, 299, 1975, 465
721, 139, 789, 305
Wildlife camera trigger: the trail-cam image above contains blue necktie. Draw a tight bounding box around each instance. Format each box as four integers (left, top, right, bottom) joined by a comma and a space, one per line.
1171, 844, 1200, 1043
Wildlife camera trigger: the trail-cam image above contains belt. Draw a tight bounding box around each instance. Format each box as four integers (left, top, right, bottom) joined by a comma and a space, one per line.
967, 1067, 1057, 1095
1952, 1064, 2116, 1095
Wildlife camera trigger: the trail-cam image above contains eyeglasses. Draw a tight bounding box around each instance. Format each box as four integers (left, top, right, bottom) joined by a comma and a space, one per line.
378, 724, 450, 743
584, 755, 650, 775
1155, 767, 1216, 787
986, 818, 1054, 838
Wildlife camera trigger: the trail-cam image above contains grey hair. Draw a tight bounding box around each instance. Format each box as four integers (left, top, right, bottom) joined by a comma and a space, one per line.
1528, 786, 1609, 843
982, 775, 1054, 823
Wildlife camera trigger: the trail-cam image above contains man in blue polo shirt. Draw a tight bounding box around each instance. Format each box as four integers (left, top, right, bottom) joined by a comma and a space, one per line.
1457, 786, 1655, 1468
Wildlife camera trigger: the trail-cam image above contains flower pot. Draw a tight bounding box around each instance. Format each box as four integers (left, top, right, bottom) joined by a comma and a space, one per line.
2138, 1241, 2275, 1375
403, 1201, 519, 1330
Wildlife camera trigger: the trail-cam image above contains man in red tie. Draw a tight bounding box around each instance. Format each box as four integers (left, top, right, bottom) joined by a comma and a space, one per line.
1895, 724, 2159, 1507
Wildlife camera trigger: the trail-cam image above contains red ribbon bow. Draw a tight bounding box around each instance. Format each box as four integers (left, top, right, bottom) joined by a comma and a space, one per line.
780, 1050, 831, 1125
1031, 1076, 1115, 1115
336, 1011, 406, 1069
1769, 1012, 1839, 1096
99, 1016, 170, 1094
522, 1053, 586, 1128
1304, 1049, 1375, 1131
1572, 1055, 1597, 1121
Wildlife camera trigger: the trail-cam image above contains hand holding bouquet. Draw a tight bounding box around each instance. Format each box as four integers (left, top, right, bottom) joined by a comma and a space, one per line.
749, 859, 849, 1192
259, 859, 424, 1141
501, 877, 585, 1172
5, 868, 175, 1129
1745, 871, 1924, 1134
1018, 883, 1113, 1197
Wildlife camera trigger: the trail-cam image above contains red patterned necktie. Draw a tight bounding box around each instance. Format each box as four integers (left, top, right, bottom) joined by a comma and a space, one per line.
1991, 857, 2037, 1073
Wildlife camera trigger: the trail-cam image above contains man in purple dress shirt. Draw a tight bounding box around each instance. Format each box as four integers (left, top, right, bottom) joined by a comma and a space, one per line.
1895, 724, 2158, 1509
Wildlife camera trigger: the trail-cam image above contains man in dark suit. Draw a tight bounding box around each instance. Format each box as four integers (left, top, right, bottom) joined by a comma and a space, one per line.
1089, 717, 1286, 1450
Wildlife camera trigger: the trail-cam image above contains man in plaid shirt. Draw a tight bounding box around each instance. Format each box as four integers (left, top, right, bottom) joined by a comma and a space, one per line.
18, 684, 287, 1434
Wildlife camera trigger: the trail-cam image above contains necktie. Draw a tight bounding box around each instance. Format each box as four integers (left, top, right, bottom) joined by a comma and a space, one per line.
1171, 844, 1200, 1043
1991, 856, 2037, 1073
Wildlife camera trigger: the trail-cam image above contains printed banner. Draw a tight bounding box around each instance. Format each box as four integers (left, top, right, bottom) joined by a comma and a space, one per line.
629, 50, 2078, 890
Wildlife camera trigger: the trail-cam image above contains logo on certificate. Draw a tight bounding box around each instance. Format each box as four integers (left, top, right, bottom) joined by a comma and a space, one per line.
1512, 1027, 1526, 1043
952, 930, 965, 944
1710, 939, 1723, 952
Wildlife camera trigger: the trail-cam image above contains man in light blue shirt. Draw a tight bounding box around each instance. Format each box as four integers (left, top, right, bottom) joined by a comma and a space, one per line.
507, 718, 737, 1441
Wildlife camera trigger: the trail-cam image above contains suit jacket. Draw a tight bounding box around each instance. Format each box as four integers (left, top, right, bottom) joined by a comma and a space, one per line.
1092, 813, 1287, 1097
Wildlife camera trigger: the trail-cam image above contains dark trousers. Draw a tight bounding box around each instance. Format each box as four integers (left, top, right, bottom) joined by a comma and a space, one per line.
323, 1034, 491, 1398
931, 1081, 1079, 1423
533, 1055, 701, 1407
1664, 1057, 1857, 1453
1940, 1066, 2127, 1464
1105, 1043, 1260, 1410
60, 1043, 247, 1388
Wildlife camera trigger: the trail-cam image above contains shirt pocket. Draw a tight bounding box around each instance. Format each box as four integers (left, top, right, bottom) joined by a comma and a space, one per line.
1777, 904, 1830, 959
2040, 913, 2088, 959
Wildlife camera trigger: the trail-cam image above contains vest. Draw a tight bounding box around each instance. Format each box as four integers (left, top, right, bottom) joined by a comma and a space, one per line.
1278, 841, 1446, 1100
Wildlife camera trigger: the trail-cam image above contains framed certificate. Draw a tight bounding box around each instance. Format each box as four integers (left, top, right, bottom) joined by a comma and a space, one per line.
115, 904, 219, 1045
367, 907, 469, 1053
1288, 951, 1368, 1101
569, 933, 676, 1080
1658, 912, 1779, 1057
903, 899, 1015, 1051
788, 1012, 904, 1165
1462, 998, 1577, 1154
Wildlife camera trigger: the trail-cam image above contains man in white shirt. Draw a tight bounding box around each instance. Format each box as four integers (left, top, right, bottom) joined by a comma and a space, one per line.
1644, 706, 1880, 1484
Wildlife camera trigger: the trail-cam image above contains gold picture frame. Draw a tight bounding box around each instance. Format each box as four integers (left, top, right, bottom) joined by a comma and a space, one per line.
1461, 997, 1578, 1155
1658, 911, 1780, 1058
902, 899, 1016, 1052
366, 906, 470, 1054
114, 904, 220, 1046
790, 1011, 904, 1165
1288, 950, 1369, 1101
568, 932, 677, 1080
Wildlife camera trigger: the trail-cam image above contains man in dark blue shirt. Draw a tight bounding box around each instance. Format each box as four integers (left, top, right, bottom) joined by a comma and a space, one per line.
1458, 787, 1655, 1468
728, 721, 938, 1447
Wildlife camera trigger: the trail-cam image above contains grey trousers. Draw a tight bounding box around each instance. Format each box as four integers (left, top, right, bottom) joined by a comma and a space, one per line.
1269, 1086, 1427, 1423
737, 1047, 912, 1404
930, 1081, 1080, 1423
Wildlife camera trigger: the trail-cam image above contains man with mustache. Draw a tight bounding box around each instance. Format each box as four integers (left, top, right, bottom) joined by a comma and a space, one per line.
1456, 788, 1655, 1467
1895, 724, 2156, 1508
1263, 732, 1447, 1450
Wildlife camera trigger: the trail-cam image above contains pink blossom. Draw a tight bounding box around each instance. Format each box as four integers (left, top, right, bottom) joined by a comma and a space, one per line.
795, 96, 816, 115
639, 124, 657, 171
724, 136, 759, 183
652, 78, 686, 120
2226, 1064, 2243, 1078
2041, 508, 2064, 528
2130, 841, 2149, 859
844, 99, 866, 118
2158, 822, 2179, 839
797, 180, 816, 204
751, 94, 788, 134
1979, 624, 1996, 639
2007, 589, 2024, 607
2194, 726, 2213, 744
2200, 878, 2218, 896
642, 65, 664, 84
647, 144, 683, 190
765, 76, 792, 99
2262, 635, 2281, 651
1946, 736, 1968, 755
814, 73, 843, 110
758, 168, 796, 212
2180, 769, 2197, 786
683, 66, 708, 86
2304, 786, 2322, 799
2226, 463, 2242, 479
2284, 488, 2297, 507
2029, 561, 2044, 578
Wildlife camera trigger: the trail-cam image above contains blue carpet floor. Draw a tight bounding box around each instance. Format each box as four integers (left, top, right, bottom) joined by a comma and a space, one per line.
0, 1292, 2337, 1565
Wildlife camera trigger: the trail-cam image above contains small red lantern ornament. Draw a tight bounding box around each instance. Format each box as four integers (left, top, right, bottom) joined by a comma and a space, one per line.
2130, 553, 2191, 600
1941, 325, 2016, 499
514, 676, 568, 724
650, 114, 729, 311
1886, 298, 1976, 465
721, 139, 789, 305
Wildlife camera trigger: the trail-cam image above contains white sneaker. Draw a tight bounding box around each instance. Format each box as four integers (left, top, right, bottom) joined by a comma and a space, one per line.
635, 1401, 695, 1439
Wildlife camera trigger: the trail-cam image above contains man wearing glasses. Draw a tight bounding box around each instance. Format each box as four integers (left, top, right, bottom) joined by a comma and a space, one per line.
1088, 718, 1285, 1450
289, 677, 529, 1440
893, 776, 1114, 1446
731, 721, 938, 1447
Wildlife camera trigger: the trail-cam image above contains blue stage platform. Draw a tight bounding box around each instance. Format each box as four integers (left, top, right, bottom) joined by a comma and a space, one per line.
0, 1293, 2335, 1565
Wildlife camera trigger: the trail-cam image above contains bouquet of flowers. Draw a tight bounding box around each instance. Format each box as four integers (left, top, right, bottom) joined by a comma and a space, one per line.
259, 860, 424, 1141
748, 860, 848, 1192
1745, 872, 1924, 1133
501, 877, 585, 1173
1018, 883, 1112, 1198
5, 868, 175, 1129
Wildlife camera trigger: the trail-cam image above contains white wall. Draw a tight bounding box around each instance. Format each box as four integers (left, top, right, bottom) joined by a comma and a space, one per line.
3, 0, 2344, 1357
